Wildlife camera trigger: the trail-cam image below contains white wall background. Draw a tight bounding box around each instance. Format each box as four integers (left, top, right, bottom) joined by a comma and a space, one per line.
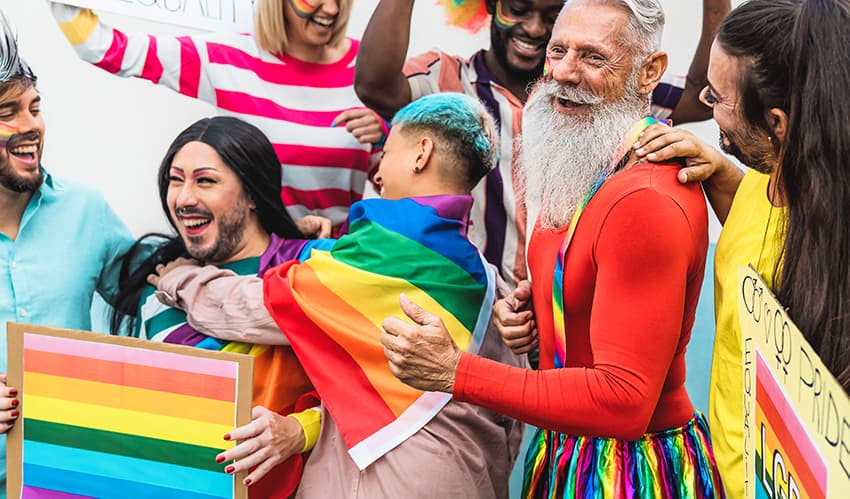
3, 0, 742, 240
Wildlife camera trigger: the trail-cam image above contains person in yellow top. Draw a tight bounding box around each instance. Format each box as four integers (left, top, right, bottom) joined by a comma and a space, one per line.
635, 1, 850, 496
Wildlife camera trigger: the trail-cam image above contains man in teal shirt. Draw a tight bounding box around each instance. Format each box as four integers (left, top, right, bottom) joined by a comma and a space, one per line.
0, 15, 134, 496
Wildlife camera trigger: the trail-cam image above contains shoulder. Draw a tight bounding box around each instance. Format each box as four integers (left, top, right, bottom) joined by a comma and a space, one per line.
44, 174, 110, 209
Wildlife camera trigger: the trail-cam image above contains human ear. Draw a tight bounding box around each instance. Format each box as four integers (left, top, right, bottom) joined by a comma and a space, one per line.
415, 137, 434, 173
767, 108, 788, 144
637, 50, 668, 96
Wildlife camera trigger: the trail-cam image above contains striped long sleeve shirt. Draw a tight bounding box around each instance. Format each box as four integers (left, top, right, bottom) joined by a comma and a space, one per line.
52, 5, 379, 227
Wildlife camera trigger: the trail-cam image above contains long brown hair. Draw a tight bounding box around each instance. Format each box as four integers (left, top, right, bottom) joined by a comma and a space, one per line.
719, 0, 850, 390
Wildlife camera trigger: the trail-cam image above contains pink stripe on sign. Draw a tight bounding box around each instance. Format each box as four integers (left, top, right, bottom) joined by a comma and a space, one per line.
140, 35, 163, 84
22, 333, 238, 379
755, 350, 827, 479
206, 42, 355, 88
94, 29, 128, 75
22, 486, 94, 499
272, 143, 371, 169
177, 36, 201, 98
214, 89, 345, 126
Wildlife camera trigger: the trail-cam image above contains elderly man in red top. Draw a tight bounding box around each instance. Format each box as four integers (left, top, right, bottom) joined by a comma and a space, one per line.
381, 1, 724, 497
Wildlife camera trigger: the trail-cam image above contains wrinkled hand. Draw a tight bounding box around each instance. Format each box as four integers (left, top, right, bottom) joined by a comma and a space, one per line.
493, 280, 537, 354
296, 215, 332, 239
147, 257, 200, 288
332, 108, 385, 145
217, 406, 306, 486
381, 294, 461, 393
0, 374, 19, 434
634, 123, 735, 184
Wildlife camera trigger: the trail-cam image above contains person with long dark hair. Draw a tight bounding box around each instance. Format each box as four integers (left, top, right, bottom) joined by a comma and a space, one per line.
635, 1, 850, 495
112, 116, 323, 498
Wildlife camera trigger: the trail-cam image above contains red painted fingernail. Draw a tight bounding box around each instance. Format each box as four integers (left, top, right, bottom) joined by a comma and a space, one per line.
225, 465, 235, 474
244, 478, 252, 486
8, 389, 17, 396
215, 455, 225, 464
9, 410, 18, 418
223, 433, 231, 441
10, 399, 18, 407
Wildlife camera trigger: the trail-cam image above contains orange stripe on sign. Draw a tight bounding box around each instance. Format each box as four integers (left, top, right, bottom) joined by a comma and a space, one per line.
24, 349, 236, 402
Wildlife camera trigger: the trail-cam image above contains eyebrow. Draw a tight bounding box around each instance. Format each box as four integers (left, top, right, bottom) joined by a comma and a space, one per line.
191, 167, 219, 179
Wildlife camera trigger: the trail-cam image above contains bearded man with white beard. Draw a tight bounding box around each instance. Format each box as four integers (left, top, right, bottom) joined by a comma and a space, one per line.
380, 1, 726, 496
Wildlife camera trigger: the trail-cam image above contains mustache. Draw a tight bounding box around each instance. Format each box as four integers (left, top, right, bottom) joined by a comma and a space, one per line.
174, 206, 212, 218
5, 131, 40, 149
537, 79, 604, 106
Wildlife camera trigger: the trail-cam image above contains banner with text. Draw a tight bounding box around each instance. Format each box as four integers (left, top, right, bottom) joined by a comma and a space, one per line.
739, 266, 849, 499
62, 0, 256, 33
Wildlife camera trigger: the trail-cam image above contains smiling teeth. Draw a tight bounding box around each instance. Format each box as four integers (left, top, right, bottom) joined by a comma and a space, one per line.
10, 145, 37, 154
312, 17, 333, 27
183, 219, 209, 228
514, 39, 541, 51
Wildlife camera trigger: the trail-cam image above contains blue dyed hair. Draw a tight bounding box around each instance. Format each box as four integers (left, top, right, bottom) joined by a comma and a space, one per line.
392, 93, 498, 190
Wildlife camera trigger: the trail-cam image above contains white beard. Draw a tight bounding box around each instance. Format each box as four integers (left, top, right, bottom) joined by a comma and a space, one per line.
519, 78, 648, 229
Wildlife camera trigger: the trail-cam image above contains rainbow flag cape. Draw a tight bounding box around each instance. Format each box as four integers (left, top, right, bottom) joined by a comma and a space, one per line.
135, 235, 319, 498
436, 0, 490, 33
265, 196, 496, 469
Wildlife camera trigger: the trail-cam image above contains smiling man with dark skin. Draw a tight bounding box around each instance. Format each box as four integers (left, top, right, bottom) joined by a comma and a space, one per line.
355, 0, 729, 287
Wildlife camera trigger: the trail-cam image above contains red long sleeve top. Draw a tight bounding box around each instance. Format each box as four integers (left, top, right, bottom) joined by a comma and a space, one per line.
453, 162, 708, 440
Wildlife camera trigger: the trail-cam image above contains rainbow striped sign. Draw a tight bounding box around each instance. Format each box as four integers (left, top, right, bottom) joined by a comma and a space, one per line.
6, 324, 253, 499
754, 351, 827, 499
739, 266, 849, 499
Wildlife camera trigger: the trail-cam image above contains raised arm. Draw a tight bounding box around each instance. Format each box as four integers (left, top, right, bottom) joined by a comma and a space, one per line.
49, 2, 215, 102
354, 0, 415, 119
668, 0, 731, 124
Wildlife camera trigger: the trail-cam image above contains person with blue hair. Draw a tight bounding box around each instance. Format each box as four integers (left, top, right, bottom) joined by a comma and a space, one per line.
145, 92, 527, 497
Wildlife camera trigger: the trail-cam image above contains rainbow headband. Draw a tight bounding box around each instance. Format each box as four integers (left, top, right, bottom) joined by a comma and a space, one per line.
289, 0, 321, 19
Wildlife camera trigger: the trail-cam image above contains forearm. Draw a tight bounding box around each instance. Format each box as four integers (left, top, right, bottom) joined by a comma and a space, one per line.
354, 0, 415, 119
669, 0, 732, 124
156, 266, 289, 345
703, 160, 744, 224
50, 2, 205, 97
454, 353, 657, 440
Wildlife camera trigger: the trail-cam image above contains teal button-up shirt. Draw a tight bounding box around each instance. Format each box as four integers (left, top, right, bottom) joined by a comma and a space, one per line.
0, 169, 134, 495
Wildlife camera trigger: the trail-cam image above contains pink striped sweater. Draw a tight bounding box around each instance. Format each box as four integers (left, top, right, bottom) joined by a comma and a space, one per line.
52, 5, 378, 227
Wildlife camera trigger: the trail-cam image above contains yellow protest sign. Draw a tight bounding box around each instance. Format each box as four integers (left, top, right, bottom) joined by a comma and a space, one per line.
739, 265, 849, 498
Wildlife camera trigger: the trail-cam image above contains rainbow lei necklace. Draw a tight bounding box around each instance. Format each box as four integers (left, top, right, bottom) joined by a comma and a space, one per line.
550, 116, 666, 368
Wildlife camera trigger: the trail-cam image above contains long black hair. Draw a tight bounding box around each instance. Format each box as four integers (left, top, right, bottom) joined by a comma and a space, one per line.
109, 117, 303, 334
718, 0, 850, 390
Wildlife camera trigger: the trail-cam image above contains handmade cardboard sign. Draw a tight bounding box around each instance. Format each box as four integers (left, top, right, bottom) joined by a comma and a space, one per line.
739, 266, 849, 499
6, 323, 253, 499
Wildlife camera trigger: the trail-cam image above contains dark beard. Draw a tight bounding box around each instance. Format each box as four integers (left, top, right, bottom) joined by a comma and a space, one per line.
719, 128, 775, 174
185, 205, 249, 264
489, 25, 545, 84
0, 160, 43, 193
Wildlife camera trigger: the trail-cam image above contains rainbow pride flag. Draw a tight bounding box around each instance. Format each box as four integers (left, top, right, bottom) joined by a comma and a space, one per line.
754, 350, 828, 499
16, 330, 247, 499
265, 196, 495, 469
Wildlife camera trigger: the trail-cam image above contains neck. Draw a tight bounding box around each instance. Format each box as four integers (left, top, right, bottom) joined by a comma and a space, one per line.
285, 38, 349, 64
482, 49, 537, 104
0, 186, 35, 240
210, 229, 271, 266
767, 168, 787, 207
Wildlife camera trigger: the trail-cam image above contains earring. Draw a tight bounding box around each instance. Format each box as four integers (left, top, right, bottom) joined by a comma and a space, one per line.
414, 166, 421, 173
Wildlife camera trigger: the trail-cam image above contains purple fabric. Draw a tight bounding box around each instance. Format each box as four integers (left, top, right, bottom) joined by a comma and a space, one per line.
409, 195, 473, 238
